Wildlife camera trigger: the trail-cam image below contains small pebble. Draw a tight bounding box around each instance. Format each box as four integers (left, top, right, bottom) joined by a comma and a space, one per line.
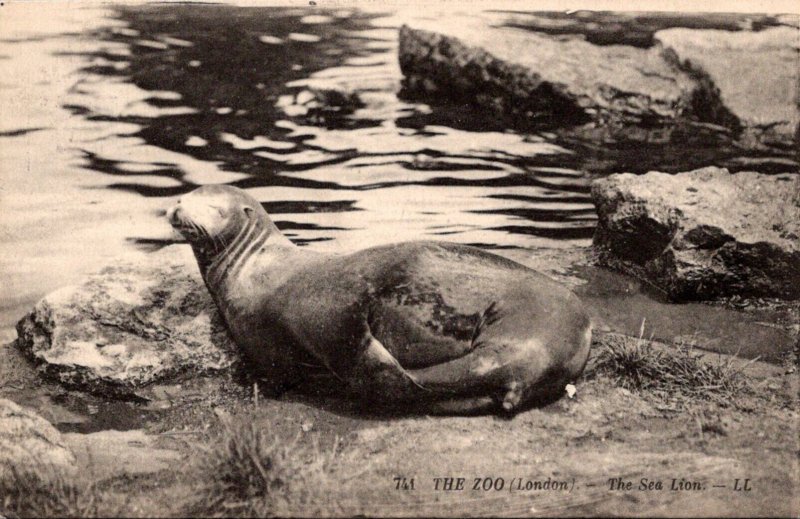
565, 384, 577, 398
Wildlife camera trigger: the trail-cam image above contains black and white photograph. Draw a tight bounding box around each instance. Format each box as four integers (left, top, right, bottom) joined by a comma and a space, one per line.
0, 0, 797, 516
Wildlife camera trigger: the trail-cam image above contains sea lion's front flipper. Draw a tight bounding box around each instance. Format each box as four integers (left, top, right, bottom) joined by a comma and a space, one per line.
355, 333, 429, 393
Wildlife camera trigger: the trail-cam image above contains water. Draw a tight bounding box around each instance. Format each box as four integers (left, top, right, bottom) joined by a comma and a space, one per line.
1, 4, 796, 368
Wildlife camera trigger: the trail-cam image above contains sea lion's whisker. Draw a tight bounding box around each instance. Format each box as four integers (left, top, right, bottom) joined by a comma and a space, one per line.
207, 228, 226, 255
183, 220, 205, 240
191, 220, 225, 256
194, 222, 223, 256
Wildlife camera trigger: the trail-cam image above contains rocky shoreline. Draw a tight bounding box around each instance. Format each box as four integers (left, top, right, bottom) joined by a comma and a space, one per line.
398, 13, 799, 149
592, 166, 800, 301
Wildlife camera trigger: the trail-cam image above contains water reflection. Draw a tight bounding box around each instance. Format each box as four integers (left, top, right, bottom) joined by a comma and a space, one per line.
64, 5, 596, 251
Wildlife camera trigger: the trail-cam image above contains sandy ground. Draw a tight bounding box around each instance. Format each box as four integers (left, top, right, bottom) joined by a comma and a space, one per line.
2, 333, 797, 517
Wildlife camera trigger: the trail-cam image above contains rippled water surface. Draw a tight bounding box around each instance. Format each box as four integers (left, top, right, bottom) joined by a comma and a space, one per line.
72, 6, 603, 248
1, 5, 795, 361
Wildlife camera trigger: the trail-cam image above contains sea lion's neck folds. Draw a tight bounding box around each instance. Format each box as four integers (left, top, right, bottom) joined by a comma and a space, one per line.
204, 218, 267, 291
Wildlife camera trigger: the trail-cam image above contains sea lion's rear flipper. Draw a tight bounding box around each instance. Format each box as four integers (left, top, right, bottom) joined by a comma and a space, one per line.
357, 333, 429, 393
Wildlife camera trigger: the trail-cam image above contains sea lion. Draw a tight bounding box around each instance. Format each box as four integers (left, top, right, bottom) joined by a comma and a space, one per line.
167, 185, 591, 415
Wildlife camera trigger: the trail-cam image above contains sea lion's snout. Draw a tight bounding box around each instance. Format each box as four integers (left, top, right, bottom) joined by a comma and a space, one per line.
166, 203, 183, 228
166, 195, 214, 241
166, 199, 198, 238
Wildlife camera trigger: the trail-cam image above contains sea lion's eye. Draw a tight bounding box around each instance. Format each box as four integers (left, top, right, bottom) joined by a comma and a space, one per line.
208, 205, 226, 217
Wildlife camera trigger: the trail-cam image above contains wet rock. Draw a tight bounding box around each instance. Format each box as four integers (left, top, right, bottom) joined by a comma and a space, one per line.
398, 17, 729, 130
0, 398, 77, 478
592, 166, 800, 301
656, 26, 800, 148
15, 245, 238, 399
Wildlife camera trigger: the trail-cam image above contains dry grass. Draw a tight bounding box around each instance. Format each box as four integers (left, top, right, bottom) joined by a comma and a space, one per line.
187, 410, 346, 517
0, 464, 100, 518
588, 323, 753, 408
2, 406, 350, 518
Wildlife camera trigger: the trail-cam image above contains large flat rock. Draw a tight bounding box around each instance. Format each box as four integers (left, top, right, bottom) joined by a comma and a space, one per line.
656, 26, 800, 148
399, 15, 729, 129
15, 245, 238, 399
592, 166, 800, 301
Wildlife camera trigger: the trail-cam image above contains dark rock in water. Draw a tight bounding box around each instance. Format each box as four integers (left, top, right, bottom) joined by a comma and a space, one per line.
278, 86, 365, 124
591, 166, 800, 301
398, 17, 731, 132
0, 398, 76, 478
15, 246, 237, 399
655, 27, 800, 149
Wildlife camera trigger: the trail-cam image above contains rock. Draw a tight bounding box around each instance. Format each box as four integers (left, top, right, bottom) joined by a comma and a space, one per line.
591, 166, 800, 301
656, 26, 800, 147
0, 398, 76, 478
498, 11, 790, 48
63, 429, 181, 479
398, 16, 731, 130
776, 14, 800, 28
15, 245, 238, 399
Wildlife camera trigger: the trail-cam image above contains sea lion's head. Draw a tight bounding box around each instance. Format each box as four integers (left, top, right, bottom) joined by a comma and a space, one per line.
167, 185, 282, 265
168, 185, 260, 243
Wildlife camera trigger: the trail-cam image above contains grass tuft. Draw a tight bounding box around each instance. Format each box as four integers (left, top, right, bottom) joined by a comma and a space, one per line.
188, 411, 344, 517
588, 325, 752, 407
0, 464, 99, 518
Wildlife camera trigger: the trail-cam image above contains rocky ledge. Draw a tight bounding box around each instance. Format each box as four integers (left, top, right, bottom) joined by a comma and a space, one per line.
15, 246, 238, 399
399, 17, 710, 128
398, 14, 798, 147
591, 166, 800, 301
655, 26, 799, 150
